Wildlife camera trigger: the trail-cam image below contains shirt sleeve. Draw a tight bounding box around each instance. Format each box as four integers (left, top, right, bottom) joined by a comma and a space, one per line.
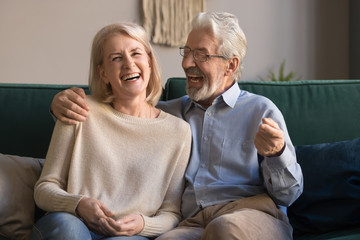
260, 107, 304, 207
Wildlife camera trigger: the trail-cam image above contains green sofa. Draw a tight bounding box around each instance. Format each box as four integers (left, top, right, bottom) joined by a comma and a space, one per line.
1, 79, 360, 240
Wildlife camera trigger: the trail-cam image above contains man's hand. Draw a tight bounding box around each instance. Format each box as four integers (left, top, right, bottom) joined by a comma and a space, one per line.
254, 118, 285, 157
51, 87, 90, 125
99, 214, 145, 237
76, 197, 114, 235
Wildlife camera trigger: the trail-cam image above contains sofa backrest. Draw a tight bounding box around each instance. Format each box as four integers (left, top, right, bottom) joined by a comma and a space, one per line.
163, 78, 360, 146
1, 79, 359, 158
0, 84, 89, 158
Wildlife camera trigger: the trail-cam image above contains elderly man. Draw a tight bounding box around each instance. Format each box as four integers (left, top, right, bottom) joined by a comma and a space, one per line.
50, 12, 303, 240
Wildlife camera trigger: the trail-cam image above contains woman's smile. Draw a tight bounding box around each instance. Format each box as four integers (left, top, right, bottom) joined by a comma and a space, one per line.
121, 73, 141, 81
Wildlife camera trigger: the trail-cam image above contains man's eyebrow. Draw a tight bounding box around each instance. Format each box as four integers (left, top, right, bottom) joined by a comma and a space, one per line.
195, 47, 208, 52
185, 46, 208, 52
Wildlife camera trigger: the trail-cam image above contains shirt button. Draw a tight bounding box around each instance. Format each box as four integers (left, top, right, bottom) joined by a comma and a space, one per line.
204, 136, 208, 141
201, 163, 206, 168
207, 112, 212, 116
200, 200, 204, 205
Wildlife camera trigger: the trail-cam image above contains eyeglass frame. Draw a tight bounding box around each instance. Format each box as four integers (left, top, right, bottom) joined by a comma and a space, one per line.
179, 46, 226, 62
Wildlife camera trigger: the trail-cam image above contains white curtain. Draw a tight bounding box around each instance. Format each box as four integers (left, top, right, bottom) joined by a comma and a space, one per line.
142, 0, 205, 47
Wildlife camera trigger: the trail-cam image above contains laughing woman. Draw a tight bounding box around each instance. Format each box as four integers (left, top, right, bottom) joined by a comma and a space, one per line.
30, 23, 191, 240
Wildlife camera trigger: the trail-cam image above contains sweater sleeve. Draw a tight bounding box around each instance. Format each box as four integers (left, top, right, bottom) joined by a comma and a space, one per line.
140, 125, 192, 237
34, 121, 84, 214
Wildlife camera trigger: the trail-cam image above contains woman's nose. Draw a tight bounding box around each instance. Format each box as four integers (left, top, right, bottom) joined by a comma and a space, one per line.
122, 55, 134, 68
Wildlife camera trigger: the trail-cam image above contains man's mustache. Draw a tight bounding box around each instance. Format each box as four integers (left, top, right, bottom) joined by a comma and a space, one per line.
185, 67, 203, 76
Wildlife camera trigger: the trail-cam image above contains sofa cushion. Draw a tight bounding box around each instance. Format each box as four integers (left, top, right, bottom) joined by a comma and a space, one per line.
293, 227, 360, 240
288, 138, 360, 234
0, 154, 44, 240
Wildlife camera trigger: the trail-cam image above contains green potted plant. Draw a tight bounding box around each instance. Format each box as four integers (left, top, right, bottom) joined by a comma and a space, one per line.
260, 60, 300, 82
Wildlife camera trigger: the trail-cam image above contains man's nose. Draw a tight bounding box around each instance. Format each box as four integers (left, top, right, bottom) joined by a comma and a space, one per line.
182, 52, 196, 69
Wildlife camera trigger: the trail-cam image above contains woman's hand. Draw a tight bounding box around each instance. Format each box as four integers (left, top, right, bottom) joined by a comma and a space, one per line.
76, 197, 114, 235
99, 214, 145, 237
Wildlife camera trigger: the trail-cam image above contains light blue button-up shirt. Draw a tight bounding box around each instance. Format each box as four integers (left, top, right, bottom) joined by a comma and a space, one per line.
158, 83, 303, 219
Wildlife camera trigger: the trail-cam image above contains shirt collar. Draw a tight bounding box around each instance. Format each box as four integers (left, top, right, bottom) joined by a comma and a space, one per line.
221, 82, 241, 108
183, 96, 194, 114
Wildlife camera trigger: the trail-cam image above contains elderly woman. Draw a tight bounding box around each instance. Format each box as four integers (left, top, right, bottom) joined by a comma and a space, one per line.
30, 23, 191, 240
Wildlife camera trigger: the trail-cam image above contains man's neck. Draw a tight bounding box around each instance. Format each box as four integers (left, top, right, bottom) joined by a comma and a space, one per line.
197, 80, 235, 109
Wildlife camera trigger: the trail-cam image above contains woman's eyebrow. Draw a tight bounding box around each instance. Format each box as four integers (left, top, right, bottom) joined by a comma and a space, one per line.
130, 47, 144, 52
108, 47, 145, 59
109, 52, 121, 57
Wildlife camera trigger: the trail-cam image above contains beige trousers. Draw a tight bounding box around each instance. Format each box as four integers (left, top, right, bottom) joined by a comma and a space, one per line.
156, 194, 293, 240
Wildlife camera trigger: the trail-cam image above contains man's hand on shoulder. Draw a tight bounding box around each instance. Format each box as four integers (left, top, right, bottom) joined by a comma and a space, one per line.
51, 87, 90, 125
254, 118, 285, 157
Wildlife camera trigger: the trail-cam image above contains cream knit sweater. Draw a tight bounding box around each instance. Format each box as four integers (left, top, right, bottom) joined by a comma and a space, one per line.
34, 96, 192, 237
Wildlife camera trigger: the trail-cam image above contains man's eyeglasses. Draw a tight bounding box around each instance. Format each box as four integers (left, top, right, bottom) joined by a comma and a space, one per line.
179, 47, 226, 62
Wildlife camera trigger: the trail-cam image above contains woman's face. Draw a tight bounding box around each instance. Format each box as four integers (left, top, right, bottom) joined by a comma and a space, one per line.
98, 33, 151, 101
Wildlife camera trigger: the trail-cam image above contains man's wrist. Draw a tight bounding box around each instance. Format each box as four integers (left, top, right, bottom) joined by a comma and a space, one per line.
268, 143, 286, 157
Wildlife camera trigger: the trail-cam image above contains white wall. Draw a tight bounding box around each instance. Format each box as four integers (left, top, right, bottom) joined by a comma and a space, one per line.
207, 0, 349, 82
0, 0, 349, 86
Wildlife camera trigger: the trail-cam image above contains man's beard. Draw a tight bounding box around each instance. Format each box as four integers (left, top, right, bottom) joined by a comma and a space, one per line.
185, 69, 222, 102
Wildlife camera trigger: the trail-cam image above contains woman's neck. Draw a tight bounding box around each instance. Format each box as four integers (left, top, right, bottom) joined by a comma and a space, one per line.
112, 97, 159, 118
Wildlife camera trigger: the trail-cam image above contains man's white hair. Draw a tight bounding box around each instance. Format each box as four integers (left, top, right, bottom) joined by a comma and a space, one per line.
191, 12, 247, 81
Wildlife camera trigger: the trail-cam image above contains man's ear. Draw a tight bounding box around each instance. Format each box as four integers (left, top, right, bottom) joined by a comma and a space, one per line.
97, 65, 109, 84
225, 57, 240, 76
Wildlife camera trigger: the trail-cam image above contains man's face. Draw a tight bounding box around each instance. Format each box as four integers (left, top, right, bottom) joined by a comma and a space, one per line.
182, 28, 229, 104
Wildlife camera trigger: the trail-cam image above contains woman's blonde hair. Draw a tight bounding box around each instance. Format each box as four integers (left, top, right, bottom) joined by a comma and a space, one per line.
89, 22, 162, 106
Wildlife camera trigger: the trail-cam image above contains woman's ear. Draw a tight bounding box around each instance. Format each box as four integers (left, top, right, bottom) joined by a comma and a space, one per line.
97, 65, 109, 84
225, 56, 240, 76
